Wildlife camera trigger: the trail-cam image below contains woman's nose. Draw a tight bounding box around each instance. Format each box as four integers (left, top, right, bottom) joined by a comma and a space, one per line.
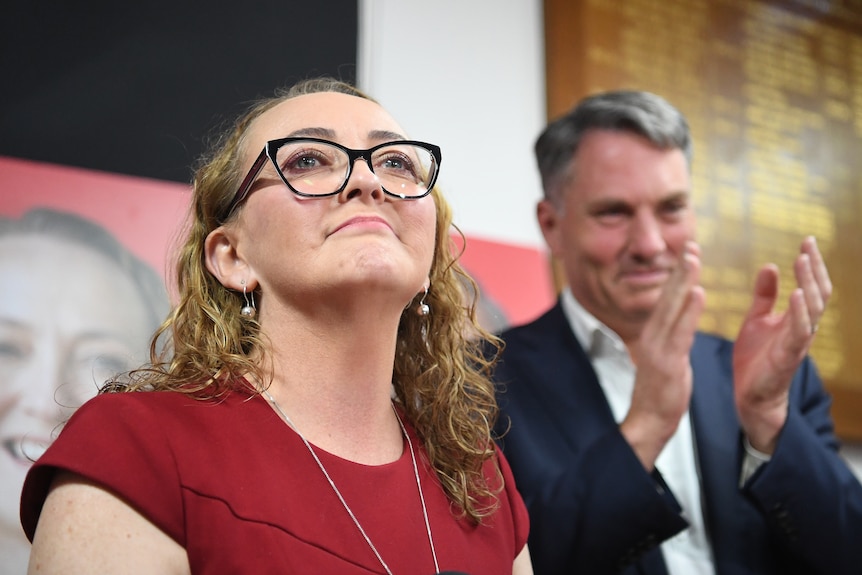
340, 157, 384, 202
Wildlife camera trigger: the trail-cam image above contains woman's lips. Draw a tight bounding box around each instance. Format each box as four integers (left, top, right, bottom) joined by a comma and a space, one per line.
331, 215, 392, 235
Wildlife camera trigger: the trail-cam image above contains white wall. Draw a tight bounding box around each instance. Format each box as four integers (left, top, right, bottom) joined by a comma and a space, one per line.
357, 0, 547, 249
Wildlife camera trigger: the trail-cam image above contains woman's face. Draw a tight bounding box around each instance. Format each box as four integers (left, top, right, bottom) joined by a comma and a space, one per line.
224, 92, 438, 316
0, 235, 154, 537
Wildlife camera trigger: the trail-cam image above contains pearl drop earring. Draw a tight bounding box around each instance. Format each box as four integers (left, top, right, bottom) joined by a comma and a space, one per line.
240, 281, 256, 319
416, 286, 430, 317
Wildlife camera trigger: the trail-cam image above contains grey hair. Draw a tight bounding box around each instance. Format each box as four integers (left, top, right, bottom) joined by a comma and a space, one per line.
535, 90, 692, 204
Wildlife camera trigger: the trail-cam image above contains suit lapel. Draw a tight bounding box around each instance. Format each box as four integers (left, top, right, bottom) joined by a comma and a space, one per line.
526, 304, 619, 450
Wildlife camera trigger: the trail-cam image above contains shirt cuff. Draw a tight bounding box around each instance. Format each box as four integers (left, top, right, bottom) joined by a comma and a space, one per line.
739, 436, 772, 487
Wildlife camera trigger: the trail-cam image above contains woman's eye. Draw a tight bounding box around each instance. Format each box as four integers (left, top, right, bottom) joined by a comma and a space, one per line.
296, 155, 319, 168
90, 354, 134, 376
280, 148, 333, 175
65, 353, 135, 400
286, 154, 321, 171
0, 342, 24, 358
379, 154, 416, 177
0, 337, 28, 363
384, 156, 405, 169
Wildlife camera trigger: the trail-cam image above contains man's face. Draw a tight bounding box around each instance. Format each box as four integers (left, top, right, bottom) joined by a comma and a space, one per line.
538, 129, 696, 340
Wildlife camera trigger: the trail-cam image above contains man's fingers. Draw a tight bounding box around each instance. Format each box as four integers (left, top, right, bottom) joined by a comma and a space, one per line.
797, 237, 831, 335
795, 254, 824, 336
802, 236, 832, 301
746, 264, 779, 322
680, 285, 706, 337
648, 241, 702, 338
785, 287, 814, 356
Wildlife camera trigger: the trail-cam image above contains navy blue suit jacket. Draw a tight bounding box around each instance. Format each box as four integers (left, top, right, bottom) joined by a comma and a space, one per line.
494, 302, 862, 575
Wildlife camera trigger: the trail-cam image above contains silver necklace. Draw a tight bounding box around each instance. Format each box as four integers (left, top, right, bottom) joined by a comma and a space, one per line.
261, 389, 440, 575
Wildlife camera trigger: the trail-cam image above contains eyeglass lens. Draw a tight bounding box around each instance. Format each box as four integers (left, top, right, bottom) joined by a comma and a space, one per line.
274, 140, 436, 197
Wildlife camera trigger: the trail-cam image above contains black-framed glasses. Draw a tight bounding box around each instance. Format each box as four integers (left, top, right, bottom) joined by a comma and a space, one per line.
220, 137, 442, 221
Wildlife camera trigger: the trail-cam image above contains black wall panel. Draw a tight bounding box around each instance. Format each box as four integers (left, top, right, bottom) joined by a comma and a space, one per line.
0, 1, 358, 183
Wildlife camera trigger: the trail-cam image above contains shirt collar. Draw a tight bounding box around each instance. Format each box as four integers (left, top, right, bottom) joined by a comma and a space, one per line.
560, 287, 627, 358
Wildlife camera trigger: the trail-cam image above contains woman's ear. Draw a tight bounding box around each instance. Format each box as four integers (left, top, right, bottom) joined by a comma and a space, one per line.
204, 226, 255, 291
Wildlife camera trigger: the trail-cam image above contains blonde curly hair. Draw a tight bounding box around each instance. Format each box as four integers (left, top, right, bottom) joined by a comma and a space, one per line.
108, 77, 504, 523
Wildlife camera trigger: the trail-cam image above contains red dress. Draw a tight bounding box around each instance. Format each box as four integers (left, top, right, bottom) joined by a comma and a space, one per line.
21, 386, 529, 574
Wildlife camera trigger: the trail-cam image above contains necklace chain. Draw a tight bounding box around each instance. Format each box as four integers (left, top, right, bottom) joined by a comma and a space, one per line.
261, 389, 440, 575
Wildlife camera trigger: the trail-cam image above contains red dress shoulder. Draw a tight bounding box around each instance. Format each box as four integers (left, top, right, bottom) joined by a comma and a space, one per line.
21, 389, 528, 574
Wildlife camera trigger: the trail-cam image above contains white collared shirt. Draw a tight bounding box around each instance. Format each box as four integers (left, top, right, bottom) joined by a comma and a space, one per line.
560, 288, 716, 575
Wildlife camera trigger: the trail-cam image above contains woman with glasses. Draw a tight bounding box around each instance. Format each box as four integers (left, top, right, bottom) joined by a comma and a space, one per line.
20, 78, 533, 575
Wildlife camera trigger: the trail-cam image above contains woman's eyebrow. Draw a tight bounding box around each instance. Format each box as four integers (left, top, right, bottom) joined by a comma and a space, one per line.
367, 129, 406, 142
285, 127, 336, 139
283, 128, 406, 144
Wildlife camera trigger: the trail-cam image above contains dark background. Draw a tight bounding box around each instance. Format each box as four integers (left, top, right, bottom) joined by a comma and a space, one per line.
0, 1, 358, 183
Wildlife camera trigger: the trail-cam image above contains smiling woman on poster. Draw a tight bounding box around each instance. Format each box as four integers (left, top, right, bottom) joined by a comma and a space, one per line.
0, 207, 169, 574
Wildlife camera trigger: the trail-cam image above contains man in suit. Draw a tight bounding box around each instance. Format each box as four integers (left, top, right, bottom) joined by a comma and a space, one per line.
493, 90, 862, 575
